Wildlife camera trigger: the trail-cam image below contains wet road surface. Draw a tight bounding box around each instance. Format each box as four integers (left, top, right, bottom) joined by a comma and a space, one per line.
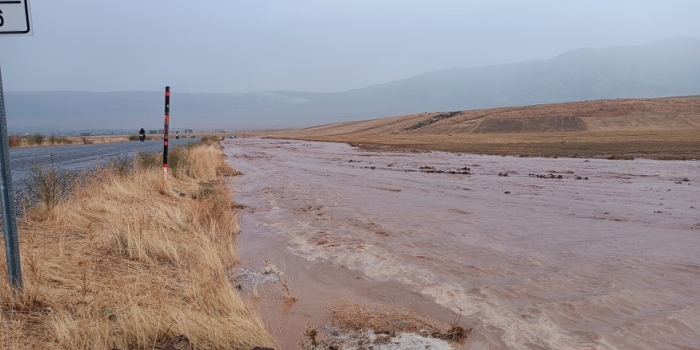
9, 138, 197, 178
5, 138, 198, 210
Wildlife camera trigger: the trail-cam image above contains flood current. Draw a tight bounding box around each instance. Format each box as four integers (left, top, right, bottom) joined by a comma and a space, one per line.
224, 138, 700, 350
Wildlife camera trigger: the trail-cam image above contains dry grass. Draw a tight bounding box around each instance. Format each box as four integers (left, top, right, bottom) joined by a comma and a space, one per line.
186, 146, 223, 180
8, 135, 135, 148
8, 135, 22, 148
0, 144, 276, 349
338, 129, 700, 160
76, 135, 131, 145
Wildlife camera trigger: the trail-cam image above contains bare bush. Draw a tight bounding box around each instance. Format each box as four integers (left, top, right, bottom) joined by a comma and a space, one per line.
108, 155, 133, 177
23, 156, 76, 210
135, 151, 160, 171
29, 133, 45, 145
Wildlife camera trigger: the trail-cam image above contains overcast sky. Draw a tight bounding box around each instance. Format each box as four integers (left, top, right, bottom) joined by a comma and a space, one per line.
1, 0, 698, 93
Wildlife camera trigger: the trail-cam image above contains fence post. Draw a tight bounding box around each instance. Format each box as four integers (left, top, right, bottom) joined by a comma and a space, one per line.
163, 86, 170, 177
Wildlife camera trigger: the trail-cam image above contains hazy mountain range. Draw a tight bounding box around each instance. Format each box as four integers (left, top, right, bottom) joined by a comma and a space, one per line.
5, 37, 700, 134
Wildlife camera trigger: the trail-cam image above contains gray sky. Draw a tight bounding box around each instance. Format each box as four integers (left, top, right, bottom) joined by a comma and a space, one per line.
1, 0, 698, 93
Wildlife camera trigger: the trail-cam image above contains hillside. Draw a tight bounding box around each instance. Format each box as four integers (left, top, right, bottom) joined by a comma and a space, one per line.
264, 96, 700, 160
5, 38, 700, 133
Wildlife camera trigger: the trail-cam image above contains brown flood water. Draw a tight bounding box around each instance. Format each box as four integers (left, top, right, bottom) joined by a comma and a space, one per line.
224, 138, 700, 350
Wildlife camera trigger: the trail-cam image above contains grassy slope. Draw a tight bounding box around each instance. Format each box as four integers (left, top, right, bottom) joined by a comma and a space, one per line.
0, 144, 275, 349
265, 96, 700, 160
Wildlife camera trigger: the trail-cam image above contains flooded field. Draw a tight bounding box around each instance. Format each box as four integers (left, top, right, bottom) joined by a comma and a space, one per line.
224, 138, 700, 350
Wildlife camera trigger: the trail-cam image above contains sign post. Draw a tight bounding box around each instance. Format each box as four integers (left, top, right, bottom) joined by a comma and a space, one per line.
0, 64, 22, 291
1, 0, 32, 292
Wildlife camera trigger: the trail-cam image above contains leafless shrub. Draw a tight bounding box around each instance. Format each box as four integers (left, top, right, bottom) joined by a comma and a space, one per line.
29, 133, 45, 145
23, 155, 76, 210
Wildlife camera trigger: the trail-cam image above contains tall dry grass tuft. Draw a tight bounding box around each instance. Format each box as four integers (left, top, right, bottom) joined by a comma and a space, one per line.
8, 134, 22, 148
186, 145, 222, 181
0, 144, 275, 349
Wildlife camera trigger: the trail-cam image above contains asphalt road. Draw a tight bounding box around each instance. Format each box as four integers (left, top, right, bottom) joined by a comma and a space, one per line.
5, 137, 200, 211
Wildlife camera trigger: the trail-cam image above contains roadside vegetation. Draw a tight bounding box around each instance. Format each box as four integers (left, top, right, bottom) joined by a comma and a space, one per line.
9, 134, 74, 147
0, 143, 275, 349
200, 135, 225, 144
48, 134, 73, 145
9, 133, 222, 148
8, 134, 75, 147
23, 156, 76, 210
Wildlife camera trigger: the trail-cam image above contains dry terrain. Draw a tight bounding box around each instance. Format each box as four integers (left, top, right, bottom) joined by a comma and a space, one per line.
261, 96, 700, 159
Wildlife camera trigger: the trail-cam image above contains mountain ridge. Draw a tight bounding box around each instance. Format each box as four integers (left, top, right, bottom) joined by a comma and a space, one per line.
5, 37, 700, 133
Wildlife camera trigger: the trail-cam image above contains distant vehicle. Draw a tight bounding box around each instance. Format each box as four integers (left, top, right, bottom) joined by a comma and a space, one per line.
138, 128, 146, 142
228, 134, 236, 139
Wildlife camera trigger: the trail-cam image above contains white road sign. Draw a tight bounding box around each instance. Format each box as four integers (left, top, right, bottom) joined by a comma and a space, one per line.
0, 0, 31, 35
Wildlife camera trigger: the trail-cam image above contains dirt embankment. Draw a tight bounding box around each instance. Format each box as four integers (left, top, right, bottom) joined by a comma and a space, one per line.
260, 96, 700, 159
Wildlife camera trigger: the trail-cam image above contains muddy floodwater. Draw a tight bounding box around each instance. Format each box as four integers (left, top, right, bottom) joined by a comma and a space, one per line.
224, 138, 700, 350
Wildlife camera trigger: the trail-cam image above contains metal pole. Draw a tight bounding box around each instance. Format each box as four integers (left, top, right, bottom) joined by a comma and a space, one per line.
162, 86, 170, 177
0, 63, 23, 291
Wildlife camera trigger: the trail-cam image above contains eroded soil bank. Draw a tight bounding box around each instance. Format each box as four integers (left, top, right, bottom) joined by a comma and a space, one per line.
225, 138, 700, 350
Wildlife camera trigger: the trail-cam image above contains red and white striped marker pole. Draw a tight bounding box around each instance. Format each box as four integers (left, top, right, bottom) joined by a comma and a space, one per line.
163, 86, 170, 177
